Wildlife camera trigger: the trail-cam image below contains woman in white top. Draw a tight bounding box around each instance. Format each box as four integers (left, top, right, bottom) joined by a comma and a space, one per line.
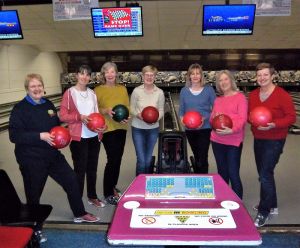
60, 65, 105, 208
130, 65, 165, 175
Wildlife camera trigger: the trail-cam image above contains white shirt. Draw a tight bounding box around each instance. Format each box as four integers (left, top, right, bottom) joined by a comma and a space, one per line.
74, 88, 98, 138
130, 84, 165, 129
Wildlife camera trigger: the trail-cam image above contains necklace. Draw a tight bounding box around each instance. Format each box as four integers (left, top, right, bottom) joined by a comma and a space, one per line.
259, 86, 274, 101
79, 90, 88, 99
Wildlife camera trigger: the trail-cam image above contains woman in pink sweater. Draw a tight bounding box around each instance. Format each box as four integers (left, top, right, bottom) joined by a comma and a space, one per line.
210, 70, 248, 199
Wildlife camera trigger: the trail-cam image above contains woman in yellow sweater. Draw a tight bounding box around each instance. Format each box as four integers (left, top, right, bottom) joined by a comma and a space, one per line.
94, 62, 130, 205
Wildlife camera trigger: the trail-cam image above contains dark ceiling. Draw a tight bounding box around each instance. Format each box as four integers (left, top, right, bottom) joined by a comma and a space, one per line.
64, 49, 300, 72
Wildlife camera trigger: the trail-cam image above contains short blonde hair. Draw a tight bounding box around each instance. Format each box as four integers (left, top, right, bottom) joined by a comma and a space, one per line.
24, 73, 44, 91
142, 65, 158, 75
185, 63, 205, 87
215, 70, 238, 95
99, 61, 120, 84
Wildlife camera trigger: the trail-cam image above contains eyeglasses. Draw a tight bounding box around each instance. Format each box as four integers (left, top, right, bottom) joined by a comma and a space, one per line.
144, 74, 155, 78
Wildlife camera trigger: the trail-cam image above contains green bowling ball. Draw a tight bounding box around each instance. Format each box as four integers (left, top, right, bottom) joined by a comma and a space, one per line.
112, 104, 129, 122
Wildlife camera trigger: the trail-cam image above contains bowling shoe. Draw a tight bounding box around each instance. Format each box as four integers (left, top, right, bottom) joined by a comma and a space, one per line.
34, 230, 47, 243
73, 213, 100, 223
104, 195, 119, 205
88, 198, 106, 208
253, 205, 279, 215
254, 213, 269, 227
114, 187, 122, 197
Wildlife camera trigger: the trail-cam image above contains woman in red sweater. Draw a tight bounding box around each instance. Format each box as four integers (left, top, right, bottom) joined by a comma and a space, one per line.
248, 63, 296, 227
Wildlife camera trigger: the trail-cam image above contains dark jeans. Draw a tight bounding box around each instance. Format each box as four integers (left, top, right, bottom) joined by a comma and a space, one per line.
19, 151, 86, 217
132, 126, 159, 176
185, 128, 211, 174
254, 139, 285, 217
212, 141, 243, 199
70, 136, 100, 199
102, 129, 127, 197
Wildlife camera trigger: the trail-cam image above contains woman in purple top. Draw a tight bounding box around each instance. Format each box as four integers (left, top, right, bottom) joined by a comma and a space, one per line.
210, 70, 248, 199
179, 64, 216, 174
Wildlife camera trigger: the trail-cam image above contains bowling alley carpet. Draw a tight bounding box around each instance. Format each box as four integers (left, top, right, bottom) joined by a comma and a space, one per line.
40, 228, 300, 248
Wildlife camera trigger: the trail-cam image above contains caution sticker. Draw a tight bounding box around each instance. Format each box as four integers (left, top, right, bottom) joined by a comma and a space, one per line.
130, 208, 236, 229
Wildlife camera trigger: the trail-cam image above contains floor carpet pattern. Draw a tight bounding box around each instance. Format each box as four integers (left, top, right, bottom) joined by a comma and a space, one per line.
40, 229, 300, 248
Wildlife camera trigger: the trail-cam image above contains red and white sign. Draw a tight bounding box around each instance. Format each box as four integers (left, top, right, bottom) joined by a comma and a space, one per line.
103, 8, 132, 29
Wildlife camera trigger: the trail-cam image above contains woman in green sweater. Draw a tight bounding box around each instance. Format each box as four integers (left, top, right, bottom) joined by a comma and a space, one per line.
94, 62, 130, 205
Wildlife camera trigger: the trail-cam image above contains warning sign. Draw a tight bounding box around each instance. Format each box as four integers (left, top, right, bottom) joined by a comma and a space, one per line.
102, 8, 132, 28
176, 216, 189, 223
209, 217, 224, 225
130, 208, 236, 229
141, 217, 156, 225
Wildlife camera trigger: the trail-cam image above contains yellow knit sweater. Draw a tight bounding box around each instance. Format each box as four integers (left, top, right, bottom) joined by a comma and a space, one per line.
94, 84, 130, 133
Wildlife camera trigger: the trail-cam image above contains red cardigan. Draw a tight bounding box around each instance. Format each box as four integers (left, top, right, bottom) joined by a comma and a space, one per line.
248, 86, 296, 139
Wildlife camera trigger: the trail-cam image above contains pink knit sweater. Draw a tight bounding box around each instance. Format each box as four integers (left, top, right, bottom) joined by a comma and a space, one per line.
210, 92, 248, 147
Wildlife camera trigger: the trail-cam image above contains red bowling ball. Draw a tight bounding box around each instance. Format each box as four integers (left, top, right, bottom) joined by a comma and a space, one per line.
182, 111, 203, 129
249, 106, 272, 127
212, 114, 233, 130
50, 126, 71, 149
141, 106, 159, 124
87, 113, 106, 131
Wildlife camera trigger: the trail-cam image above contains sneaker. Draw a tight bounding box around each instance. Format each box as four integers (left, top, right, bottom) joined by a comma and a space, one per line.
88, 198, 106, 208
104, 195, 119, 205
114, 187, 122, 197
35, 230, 47, 243
73, 213, 100, 223
254, 213, 269, 227
253, 205, 279, 215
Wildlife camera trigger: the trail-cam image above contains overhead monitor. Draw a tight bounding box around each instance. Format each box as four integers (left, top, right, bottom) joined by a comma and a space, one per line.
0, 10, 23, 40
91, 7, 143, 38
202, 4, 256, 35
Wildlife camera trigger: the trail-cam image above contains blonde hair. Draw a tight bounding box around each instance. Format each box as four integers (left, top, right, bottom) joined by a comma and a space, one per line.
24, 73, 44, 90
215, 70, 238, 95
99, 61, 120, 84
185, 63, 205, 87
142, 65, 158, 75
256, 62, 275, 75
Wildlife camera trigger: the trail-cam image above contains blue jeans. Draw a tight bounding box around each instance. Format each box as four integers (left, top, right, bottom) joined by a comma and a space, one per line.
212, 141, 243, 199
254, 139, 285, 217
132, 126, 159, 176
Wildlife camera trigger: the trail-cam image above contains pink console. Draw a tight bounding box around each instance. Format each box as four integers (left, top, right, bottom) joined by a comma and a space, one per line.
107, 174, 261, 246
